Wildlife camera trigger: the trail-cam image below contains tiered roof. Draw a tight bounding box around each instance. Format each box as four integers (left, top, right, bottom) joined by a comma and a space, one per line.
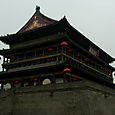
0, 6, 114, 65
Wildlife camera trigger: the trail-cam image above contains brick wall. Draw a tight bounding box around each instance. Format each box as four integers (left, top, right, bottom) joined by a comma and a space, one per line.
0, 81, 115, 115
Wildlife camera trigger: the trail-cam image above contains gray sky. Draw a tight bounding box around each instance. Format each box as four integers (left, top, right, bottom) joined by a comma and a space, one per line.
0, 0, 114, 78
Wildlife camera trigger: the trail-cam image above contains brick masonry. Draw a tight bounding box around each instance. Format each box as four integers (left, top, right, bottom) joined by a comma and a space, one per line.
0, 81, 115, 115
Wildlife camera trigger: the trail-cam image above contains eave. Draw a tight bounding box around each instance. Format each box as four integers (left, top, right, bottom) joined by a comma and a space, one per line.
0, 17, 114, 64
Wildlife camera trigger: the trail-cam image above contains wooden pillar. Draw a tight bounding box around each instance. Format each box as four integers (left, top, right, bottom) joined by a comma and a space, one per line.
35, 50, 37, 57
73, 51, 75, 58
63, 73, 66, 83
28, 79, 33, 86
61, 46, 63, 53
53, 75, 56, 84
2, 57, 5, 72
57, 46, 59, 53
62, 55, 64, 62
56, 56, 59, 63
21, 81, 24, 87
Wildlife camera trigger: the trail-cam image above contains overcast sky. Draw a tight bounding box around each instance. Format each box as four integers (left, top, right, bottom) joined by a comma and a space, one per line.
0, 0, 114, 78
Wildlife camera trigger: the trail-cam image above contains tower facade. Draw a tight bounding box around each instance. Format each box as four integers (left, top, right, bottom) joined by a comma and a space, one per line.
0, 7, 115, 115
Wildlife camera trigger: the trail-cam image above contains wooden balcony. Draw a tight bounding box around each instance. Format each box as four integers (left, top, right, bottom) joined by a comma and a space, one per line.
2, 46, 113, 80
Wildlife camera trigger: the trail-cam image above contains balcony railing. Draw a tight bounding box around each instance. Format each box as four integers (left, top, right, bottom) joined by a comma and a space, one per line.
3, 46, 112, 77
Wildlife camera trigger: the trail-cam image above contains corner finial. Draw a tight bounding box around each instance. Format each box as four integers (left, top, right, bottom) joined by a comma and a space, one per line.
64, 15, 66, 18
36, 6, 40, 11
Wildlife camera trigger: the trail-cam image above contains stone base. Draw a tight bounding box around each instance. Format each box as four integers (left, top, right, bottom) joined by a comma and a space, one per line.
0, 81, 115, 115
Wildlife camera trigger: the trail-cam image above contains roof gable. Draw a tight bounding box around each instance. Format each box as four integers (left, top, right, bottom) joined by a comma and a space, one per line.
18, 6, 57, 34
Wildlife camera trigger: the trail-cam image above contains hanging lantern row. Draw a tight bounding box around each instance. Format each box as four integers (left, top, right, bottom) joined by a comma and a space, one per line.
60, 42, 88, 62
67, 48, 88, 62
65, 47, 111, 76
14, 78, 39, 84
99, 66, 112, 75
10, 43, 111, 76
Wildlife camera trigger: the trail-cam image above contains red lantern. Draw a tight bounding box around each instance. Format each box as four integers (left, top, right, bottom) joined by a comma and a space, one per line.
63, 68, 71, 72
48, 48, 53, 51
34, 78, 39, 81
67, 49, 72, 53
109, 72, 111, 75
10, 56, 15, 59
104, 69, 107, 72
84, 58, 87, 61
61, 42, 68, 46
14, 81, 20, 84
100, 66, 103, 70
73, 77, 78, 81
76, 54, 80, 57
